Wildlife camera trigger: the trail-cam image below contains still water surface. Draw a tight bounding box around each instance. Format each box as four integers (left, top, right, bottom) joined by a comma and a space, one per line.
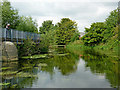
1, 47, 119, 88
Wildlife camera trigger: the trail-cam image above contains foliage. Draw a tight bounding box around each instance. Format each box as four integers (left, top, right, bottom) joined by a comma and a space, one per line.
93, 26, 119, 57
67, 43, 119, 88
38, 30, 56, 53
56, 18, 78, 45
16, 16, 38, 33
102, 9, 118, 42
0, 2, 2, 27
82, 22, 107, 46
38, 20, 57, 53
1, 0, 19, 29
17, 28, 57, 56
1, 0, 38, 33
39, 20, 54, 34
81, 9, 118, 46
70, 32, 80, 42
18, 38, 36, 56
105, 9, 118, 30
67, 26, 119, 58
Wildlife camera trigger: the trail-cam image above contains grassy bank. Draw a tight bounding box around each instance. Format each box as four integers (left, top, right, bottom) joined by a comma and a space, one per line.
66, 40, 119, 59
66, 40, 92, 56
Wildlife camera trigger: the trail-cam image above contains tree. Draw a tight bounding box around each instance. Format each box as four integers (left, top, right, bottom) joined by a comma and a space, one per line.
105, 9, 118, 30
102, 9, 118, 42
39, 20, 54, 34
70, 32, 80, 42
56, 18, 78, 45
81, 22, 107, 46
16, 16, 38, 33
39, 26, 57, 52
1, 0, 19, 29
82, 9, 118, 46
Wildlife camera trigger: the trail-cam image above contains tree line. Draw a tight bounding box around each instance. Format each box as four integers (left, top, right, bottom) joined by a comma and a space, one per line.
1, 0, 80, 46
1, 0, 119, 47
1, 0, 80, 56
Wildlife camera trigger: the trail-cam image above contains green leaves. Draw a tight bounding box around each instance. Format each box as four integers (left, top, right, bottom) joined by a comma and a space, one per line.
16, 16, 38, 33
82, 22, 106, 46
56, 18, 79, 45
1, 0, 38, 33
39, 20, 54, 34
1, 0, 19, 29
82, 9, 118, 46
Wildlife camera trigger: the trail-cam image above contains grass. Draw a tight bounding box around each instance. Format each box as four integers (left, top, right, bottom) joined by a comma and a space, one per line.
66, 39, 119, 58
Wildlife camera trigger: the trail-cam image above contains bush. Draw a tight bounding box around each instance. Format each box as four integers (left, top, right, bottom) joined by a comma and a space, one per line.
70, 33, 80, 42
18, 38, 36, 56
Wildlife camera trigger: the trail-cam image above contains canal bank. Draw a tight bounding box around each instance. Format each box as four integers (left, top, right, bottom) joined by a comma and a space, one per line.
66, 40, 119, 59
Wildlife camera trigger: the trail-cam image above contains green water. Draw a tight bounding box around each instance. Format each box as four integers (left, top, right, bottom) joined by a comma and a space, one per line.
0, 47, 119, 88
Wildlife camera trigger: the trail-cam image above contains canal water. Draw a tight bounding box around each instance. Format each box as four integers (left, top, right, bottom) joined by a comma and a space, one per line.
0, 47, 119, 88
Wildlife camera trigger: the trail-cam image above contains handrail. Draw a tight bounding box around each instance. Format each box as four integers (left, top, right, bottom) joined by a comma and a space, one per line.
0, 28, 40, 43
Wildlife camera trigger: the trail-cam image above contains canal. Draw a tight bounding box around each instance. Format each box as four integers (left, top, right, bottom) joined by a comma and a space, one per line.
0, 47, 119, 88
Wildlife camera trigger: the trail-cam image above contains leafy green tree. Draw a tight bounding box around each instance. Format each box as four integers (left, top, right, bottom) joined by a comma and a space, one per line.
56, 18, 78, 45
18, 38, 36, 56
70, 32, 80, 42
38, 20, 57, 53
1, 0, 19, 29
39, 28, 57, 53
39, 20, 54, 34
105, 9, 118, 30
82, 9, 118, 46
16, 16, 38, 33
102, 9, 118, 42
82, 22, 106, 46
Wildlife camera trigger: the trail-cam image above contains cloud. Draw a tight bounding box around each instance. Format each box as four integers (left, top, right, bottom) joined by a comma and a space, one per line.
9, 0, 118, 32
9, 0, 119, 2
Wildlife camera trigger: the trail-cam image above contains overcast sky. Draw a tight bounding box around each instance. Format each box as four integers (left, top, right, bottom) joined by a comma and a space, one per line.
9, 0, 119, 32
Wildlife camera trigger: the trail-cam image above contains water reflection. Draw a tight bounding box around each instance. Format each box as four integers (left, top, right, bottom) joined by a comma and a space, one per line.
0, 47, 119, 88
81, 49, 119, 88
1, 60, 38, 88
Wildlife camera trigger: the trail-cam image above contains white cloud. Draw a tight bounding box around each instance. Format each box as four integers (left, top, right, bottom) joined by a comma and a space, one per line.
9, 0, 118, 32
9, 0, 119, 2
33, 16, 61, 26
96, 5, 114, 17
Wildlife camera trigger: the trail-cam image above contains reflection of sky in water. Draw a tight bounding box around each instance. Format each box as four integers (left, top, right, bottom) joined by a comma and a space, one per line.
31, 59, 111, 88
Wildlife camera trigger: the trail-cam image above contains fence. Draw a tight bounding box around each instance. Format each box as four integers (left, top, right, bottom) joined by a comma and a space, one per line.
0, 28, 40, 43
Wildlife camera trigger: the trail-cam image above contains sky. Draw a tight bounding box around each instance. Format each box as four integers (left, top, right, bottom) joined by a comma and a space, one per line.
9, 0, 119, 32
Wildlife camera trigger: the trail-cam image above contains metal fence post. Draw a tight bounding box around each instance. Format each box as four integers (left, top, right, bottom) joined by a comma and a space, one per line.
21, 31, 23, 44
11, 29, 12, 42
16, 30, 18, 44
4, 28, 6, 41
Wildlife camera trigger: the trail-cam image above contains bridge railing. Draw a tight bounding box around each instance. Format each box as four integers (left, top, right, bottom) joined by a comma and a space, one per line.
1, 28, 40, 43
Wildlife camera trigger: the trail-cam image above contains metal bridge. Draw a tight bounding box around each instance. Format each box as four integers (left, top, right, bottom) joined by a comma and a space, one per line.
0, 28, 40, 44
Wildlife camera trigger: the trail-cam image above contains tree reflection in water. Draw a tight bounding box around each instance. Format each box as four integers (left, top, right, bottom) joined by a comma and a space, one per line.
80, 49, 119, 88
1, 47, 120, 88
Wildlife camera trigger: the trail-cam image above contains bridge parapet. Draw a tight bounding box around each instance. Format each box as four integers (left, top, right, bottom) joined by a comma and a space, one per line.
1, 28, 40, 43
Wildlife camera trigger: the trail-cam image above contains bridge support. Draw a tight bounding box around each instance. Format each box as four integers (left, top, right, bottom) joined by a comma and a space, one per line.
2, 41, 18, 61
